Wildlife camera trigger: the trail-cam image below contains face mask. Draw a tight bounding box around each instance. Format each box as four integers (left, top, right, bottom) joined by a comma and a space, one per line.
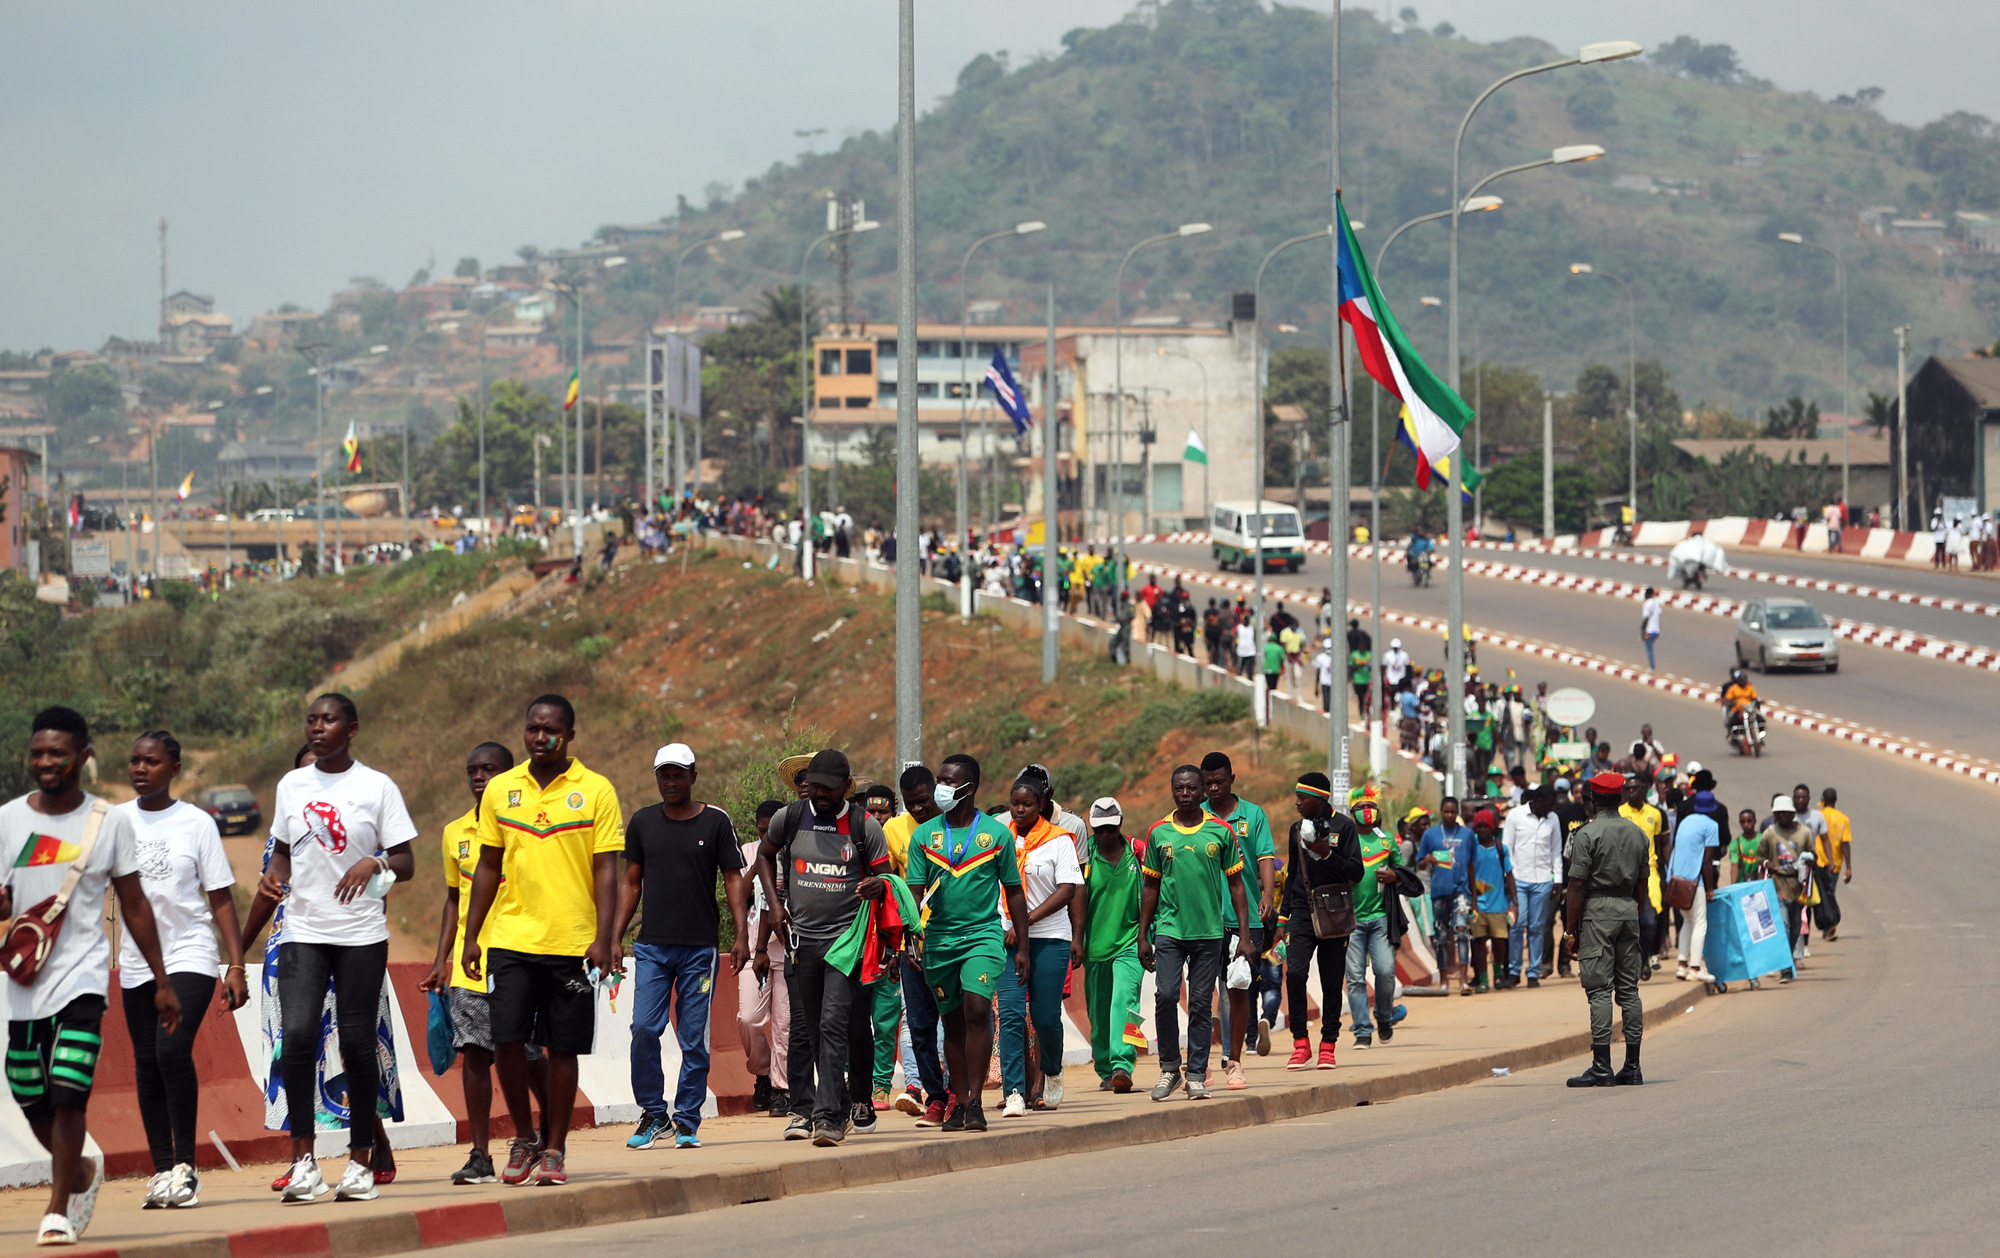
933, 783, 961, 812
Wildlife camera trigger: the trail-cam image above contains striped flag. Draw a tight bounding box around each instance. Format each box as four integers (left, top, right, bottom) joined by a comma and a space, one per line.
1337, 200, 1473, 490
342, 421, 361, 474
984, 351, 1032, 435
562, 369, 581, 412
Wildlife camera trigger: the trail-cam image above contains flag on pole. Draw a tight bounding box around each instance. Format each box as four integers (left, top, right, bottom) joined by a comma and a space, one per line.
176, 472, 194, 501
984, 351, 1032, 435
342, 421, 361, 474
1395, 403, 1479, 498
1337, 200, 1473, 490
1183, 427, 1208, 465
562, 369, 581, 412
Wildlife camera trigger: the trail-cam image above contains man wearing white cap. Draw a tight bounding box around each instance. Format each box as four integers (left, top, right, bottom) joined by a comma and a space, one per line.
1078, 797, 1146, 1092
1382, 637, 1410, 693
612, 743, 749, 1150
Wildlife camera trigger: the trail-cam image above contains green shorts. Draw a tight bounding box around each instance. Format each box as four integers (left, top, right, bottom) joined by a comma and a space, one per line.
923, 936, 1006, 1010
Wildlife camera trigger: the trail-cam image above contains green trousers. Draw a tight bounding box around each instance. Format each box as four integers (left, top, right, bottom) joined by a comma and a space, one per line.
1577, 914, 1644, 1047
1084, 950, 1145, 1080
869, 975, 903, 1092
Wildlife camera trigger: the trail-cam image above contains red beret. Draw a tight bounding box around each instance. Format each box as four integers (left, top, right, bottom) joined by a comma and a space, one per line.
1589, 771, 1626, 794
1474, 808, 1497, 828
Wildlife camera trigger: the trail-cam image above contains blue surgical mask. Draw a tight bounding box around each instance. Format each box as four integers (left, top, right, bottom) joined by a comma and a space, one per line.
933, 783, 961, 812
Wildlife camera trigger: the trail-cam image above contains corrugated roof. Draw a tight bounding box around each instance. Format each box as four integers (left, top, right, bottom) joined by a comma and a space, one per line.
1935, 357, 2000, 408
1672, 435, 1890, 466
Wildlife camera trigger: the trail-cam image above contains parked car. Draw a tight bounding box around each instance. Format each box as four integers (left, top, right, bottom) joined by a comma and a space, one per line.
1734, 597, 1839, 673
246, 508, 298, 523
198, 784, 263, 836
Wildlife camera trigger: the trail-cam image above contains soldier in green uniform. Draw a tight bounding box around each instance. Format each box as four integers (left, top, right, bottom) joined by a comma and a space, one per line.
1562, 771, 1652, 1087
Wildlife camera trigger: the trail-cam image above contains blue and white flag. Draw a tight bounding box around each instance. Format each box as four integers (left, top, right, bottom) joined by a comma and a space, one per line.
985, 350, 1033, 435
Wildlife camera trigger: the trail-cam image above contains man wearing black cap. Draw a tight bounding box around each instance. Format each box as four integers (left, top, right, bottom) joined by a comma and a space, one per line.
750, 750, 891, 1146
1563, 771, 1651, 1088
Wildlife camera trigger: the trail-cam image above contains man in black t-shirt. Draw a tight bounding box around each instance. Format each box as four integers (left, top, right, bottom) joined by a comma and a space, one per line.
612, 743, 747, 1151
1551, 785, 1589, 979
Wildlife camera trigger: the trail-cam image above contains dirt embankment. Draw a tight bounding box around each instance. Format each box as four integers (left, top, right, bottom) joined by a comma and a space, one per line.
223, 548, 1337, 959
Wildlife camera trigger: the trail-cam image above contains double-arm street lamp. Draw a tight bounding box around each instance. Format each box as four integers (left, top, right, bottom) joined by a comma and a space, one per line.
1112, 223, 1212, 594
1777, 231, 1851, 505
549, 255, 626, 556
1443, 39, 1639, 796
664, 230, 747, 505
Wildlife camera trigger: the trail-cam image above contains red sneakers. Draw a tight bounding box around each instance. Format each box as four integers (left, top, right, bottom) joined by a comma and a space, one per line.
1286, 1039, 1313, 1071
915, 1095, 951, 1128
1317, 1041, 1337, 1070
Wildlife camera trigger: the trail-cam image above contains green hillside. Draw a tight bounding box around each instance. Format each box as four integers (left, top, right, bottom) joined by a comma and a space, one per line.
604, 0, 2000, 418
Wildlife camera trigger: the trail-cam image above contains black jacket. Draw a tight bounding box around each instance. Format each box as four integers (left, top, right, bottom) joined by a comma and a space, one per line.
1280, 811, 1364, 926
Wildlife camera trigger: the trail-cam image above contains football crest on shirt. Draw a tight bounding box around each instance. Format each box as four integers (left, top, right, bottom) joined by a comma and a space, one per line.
457, 840, 471, 861
1205, 841, 1220, 858
978, 832, 993, 850
508, 790, 522, 808
840, 842, 854, 862
301, 801, 348, 854
566, 791, 585, 811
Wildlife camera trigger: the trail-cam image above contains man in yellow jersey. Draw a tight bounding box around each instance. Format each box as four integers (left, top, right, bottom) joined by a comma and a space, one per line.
1618, 775, 1666, 978
461, 694, 623, 1188
420, 742, 550, 1186
1815, 786, 1853, 941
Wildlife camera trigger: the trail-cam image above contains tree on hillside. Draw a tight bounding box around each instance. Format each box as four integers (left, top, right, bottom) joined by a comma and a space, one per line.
1652, 36, 1741, 84
705, 286, 822, 487
454, 256, 481, 278
1913, 112, 2000, 210
410, 379, 557, 508
1763, 396, 1820, 439
1480, 456, 1593, 533
47, 363, 124, 427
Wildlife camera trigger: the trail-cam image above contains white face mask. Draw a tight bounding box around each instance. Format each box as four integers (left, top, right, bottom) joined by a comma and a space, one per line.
933, 782, 961, 812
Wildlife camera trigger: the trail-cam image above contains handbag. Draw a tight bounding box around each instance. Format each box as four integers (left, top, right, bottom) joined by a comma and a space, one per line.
1309, 882, 1355, 939
1, 799, 108, 986
1663, 876, 1700, 913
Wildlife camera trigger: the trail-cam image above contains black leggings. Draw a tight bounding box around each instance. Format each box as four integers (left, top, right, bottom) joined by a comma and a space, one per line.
121, 972, 216, 1173
278, 939, 388, 1153
1285, 930, 1346, 1041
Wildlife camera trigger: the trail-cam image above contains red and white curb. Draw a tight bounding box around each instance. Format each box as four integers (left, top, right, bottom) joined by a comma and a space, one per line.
1124, 555, 2000, 790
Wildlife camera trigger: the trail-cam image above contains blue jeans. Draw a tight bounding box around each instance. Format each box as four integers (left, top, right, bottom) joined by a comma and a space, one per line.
1644, 632, 1658, 670
1345, 917, 1396, 1037
1510, 882, 1555, 978
897, 954, 946, 1101
997, 938, 1070, 1096
1433, 895, 1470, 972
629, 943, 716, 1133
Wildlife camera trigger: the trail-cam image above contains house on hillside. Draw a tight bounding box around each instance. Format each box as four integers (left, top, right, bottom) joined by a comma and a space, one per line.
0, 445, 37, 573
162, 312, 235, 356
162, 290, 214, 320
1892, 356, 2000, 515
217, 440, 318, 484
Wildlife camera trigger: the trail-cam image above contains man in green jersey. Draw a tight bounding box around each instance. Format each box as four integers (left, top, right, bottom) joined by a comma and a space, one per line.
906, 754, 1028, 1132
1344, 785, 1406, 1048
1140, 766, 1251, 1102
1078, 797, 1145, 1092
1201, 752, 1276, 1088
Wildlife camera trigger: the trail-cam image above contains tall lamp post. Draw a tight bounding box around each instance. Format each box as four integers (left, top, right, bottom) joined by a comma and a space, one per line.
1566, 263, 1638, 517
956, 221, 1046, 614
1894, 322, 1911, 529
796, 218, 881, 581
1445, 39, 1639, 795
1252, 227, 1334, 727
550, 255, 626, 557
1112, 223, 1211, 597
668, 230, 747, 504
1777, 231, 1851, 508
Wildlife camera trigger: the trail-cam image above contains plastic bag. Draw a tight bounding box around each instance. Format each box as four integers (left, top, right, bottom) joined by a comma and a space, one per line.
1225, 955, 1252, 990
426, 990, 457, 1076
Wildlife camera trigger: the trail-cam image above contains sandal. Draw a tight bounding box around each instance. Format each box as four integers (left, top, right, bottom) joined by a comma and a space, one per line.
36, 1213, 74, 1247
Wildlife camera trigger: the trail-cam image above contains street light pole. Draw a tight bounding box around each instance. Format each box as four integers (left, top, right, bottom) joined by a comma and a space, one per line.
1446, 38, 1639, 796
797, 220, 880, 582
1254, 227, 1335, 729
1895, 322, 1911, 529
1112, 223, 1211, 600
1566, 264, 1637, 515
956, 221, 1047, 615
1042, 283, 1060, 685
1778, 231, 1852, 506
670, 231, 746, 504
1156, 347, 1210, 523
895, 0, 921, 769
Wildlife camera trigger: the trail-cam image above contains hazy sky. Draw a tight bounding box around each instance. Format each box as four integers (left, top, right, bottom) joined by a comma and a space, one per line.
3, 0, 1994, 351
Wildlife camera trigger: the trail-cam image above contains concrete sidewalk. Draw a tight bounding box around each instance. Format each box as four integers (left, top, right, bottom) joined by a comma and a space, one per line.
0, 971, 1728, 1257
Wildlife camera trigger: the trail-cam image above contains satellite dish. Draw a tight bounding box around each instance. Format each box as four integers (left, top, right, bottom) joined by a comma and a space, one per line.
1544, 687, 1596, 728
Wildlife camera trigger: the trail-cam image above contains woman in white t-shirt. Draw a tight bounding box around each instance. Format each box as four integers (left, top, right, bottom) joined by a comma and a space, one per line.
242, 694, 416, 1205
119, 731, 248, 1210
997, 775, 1084, 1116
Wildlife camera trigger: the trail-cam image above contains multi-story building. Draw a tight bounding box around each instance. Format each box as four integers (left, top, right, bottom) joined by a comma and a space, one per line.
804, 303, 1259, 536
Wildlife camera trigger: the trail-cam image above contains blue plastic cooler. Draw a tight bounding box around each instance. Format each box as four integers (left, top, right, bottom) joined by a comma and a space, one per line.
1704, 879, 1794, 982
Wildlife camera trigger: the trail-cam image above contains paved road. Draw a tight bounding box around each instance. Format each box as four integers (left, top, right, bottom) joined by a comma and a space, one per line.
1127, 539, 2000, 768
462, 644, 1998, 1254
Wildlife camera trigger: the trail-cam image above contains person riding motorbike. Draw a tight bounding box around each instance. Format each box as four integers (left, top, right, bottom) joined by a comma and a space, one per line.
1722, 668, 1760, 743
1406, 530, 1436, 586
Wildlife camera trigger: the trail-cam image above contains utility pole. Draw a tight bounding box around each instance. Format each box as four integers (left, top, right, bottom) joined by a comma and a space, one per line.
1327, 0, 1349, 798
894, 0, 922, 769
1542, 392, 1555, 538
1895, 323, 1911, 530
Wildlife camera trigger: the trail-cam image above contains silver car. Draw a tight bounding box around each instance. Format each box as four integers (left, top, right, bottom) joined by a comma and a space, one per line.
1735, 597, 1839, 673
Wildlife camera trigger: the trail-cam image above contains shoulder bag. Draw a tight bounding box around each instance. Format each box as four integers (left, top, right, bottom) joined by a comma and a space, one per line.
1308, 881, 1355, 940
2, 798, 109, 986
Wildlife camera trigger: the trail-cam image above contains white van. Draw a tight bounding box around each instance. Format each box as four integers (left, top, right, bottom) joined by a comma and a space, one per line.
1210, 499, 1305, 573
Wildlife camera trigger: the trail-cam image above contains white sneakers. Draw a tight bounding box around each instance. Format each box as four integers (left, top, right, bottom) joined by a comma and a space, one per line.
1002, 1091, 1029, 1118
1042, 1073, 1064, 1110
167, 1163, 199, 1208
280, 1154, 328, 1203
334, 1161, 378, 1202
141, 1171, 171, 1210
